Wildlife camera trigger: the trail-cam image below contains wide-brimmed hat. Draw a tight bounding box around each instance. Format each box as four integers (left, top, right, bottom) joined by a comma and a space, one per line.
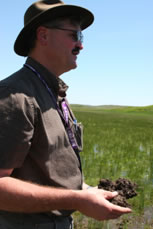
14, 0, 94, 56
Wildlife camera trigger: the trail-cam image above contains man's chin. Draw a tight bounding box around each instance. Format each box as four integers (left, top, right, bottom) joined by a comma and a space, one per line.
64, 61, 78, 72
73, 64, 77, 69
69, 63, 77, 71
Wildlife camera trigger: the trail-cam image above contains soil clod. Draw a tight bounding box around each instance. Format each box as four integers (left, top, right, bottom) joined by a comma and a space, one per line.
98, 178, 137, 207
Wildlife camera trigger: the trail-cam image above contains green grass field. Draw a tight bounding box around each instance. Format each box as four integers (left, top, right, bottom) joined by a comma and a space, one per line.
71, 105, 153, 229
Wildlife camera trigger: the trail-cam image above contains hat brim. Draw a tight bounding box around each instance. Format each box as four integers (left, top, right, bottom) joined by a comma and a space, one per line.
14, 5, 94, 56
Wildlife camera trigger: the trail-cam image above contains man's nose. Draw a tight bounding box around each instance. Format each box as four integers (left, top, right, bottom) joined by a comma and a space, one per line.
77, 40, 83, 50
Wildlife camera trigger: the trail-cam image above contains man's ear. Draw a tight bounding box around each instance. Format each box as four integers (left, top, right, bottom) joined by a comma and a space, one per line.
36, 26, 48, 45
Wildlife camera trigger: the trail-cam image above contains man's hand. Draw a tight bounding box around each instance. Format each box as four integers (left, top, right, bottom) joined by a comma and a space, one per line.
75, 187, 132, 221
0, 174, 131, 221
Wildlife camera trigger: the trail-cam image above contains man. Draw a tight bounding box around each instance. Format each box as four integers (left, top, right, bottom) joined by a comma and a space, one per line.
0, 0, 131, 228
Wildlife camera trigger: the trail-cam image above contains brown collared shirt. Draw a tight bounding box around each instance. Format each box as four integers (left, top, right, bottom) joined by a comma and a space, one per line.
0, 57, 83, 216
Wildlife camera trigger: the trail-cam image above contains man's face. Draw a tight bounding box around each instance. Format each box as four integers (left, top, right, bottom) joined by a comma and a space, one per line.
44, 20, 83, 75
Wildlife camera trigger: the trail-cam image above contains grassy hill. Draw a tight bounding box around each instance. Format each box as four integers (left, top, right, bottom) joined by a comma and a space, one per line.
70, 104, 153, 115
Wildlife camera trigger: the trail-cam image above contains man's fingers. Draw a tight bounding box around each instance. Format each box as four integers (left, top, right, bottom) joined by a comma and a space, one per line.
106, 191, 118, 199
104, 201, 132, 220
109, 201, 132, 214
114, 204, 132, 213
104, 191, 132, 213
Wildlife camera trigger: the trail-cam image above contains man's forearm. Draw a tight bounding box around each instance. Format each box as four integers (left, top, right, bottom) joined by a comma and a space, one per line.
0, 177, 132, 221
0, 176, 78, 213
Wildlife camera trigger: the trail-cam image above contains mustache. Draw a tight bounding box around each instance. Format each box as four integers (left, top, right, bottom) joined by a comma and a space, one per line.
72, 47, 80, 54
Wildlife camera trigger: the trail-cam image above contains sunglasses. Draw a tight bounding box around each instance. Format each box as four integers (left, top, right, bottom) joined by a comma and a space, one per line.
45, 26, 84, 43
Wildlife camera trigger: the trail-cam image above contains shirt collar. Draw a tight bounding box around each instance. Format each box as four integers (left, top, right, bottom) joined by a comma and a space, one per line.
25, 57, 68, 97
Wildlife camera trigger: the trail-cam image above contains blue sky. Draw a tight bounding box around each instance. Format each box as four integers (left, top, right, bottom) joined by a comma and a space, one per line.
1, 0, 153, 106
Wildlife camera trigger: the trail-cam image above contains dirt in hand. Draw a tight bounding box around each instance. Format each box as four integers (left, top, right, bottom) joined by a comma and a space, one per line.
98, 178, 137, 207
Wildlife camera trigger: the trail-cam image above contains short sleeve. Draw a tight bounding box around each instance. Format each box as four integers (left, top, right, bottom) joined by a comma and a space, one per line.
0, 86, 35, 169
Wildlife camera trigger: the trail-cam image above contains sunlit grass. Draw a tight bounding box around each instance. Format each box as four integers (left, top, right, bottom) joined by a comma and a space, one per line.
71, 106, 153, 228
